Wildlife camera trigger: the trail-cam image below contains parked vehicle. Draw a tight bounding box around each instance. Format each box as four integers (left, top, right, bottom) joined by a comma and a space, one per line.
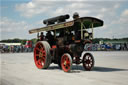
24, 40, 33, 52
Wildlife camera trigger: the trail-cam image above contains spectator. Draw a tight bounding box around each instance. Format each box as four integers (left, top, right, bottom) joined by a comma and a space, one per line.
38, 32, 45, 41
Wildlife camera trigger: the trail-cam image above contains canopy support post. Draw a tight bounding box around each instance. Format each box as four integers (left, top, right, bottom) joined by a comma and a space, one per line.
81, 22, 83, 40
54, 30, 56, 38
37, 32, 39, 40
91, 23, 94, 39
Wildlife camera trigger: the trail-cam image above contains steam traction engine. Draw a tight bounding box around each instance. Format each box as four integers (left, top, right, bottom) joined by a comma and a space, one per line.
29, 13, 103, 72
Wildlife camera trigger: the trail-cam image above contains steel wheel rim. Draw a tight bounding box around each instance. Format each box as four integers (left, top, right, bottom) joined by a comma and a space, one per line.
34, 42, 46, 69
61, 55, 71, 72
83, 54, 93, 70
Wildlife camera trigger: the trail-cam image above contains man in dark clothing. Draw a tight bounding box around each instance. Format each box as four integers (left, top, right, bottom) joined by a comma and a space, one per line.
73, 12, 81, 40
73, 12, 79, 20
39, 32, 45, 41
46, 31, 54, 46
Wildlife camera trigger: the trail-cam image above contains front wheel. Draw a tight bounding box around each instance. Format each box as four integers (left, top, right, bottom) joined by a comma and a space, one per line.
82, 53, 94, 71
61, 53, 72, 72
34, 41, 51, 69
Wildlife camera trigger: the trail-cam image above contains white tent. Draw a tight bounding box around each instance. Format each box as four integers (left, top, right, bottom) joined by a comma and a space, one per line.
0, 43, 21, 46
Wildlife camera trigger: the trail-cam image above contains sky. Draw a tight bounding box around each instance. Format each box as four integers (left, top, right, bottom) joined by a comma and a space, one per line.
0, 0, 128, 40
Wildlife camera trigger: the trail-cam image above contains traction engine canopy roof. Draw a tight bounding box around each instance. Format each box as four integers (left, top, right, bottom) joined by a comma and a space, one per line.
29, 17, 104, 34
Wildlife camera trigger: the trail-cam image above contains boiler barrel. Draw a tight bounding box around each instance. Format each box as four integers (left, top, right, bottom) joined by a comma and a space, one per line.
43, 14, 70, 24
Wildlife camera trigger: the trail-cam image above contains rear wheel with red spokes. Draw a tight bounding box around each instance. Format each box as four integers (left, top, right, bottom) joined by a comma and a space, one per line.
82, 53, 94, 71
61, 53, 72, 72
34, 41, 51, 69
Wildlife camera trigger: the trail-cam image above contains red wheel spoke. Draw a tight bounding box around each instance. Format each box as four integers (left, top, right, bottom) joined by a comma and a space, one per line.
40, 47, 44, 51
66, 60, 70, 64
64, 57, 66, 60
66, 63, 70, 67
37, 59, 41, 65
36, 54, 39, 56
42, 51, 46, 56
39, 44, 43, 49
42, 50, 45, 53
41, 57, 45, 62
38, 58, 44, 65
66, 57, 69, 60
35, 48, 40, 51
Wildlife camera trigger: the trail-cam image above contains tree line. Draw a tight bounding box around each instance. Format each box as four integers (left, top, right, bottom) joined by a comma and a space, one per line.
92, 38, 128, 43
0, 38, 37, 45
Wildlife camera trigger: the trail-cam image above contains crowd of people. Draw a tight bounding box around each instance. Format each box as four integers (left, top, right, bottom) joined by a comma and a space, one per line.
1, 43, 128, 53
0, 45, 33, 53
84, 43, 128, 51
